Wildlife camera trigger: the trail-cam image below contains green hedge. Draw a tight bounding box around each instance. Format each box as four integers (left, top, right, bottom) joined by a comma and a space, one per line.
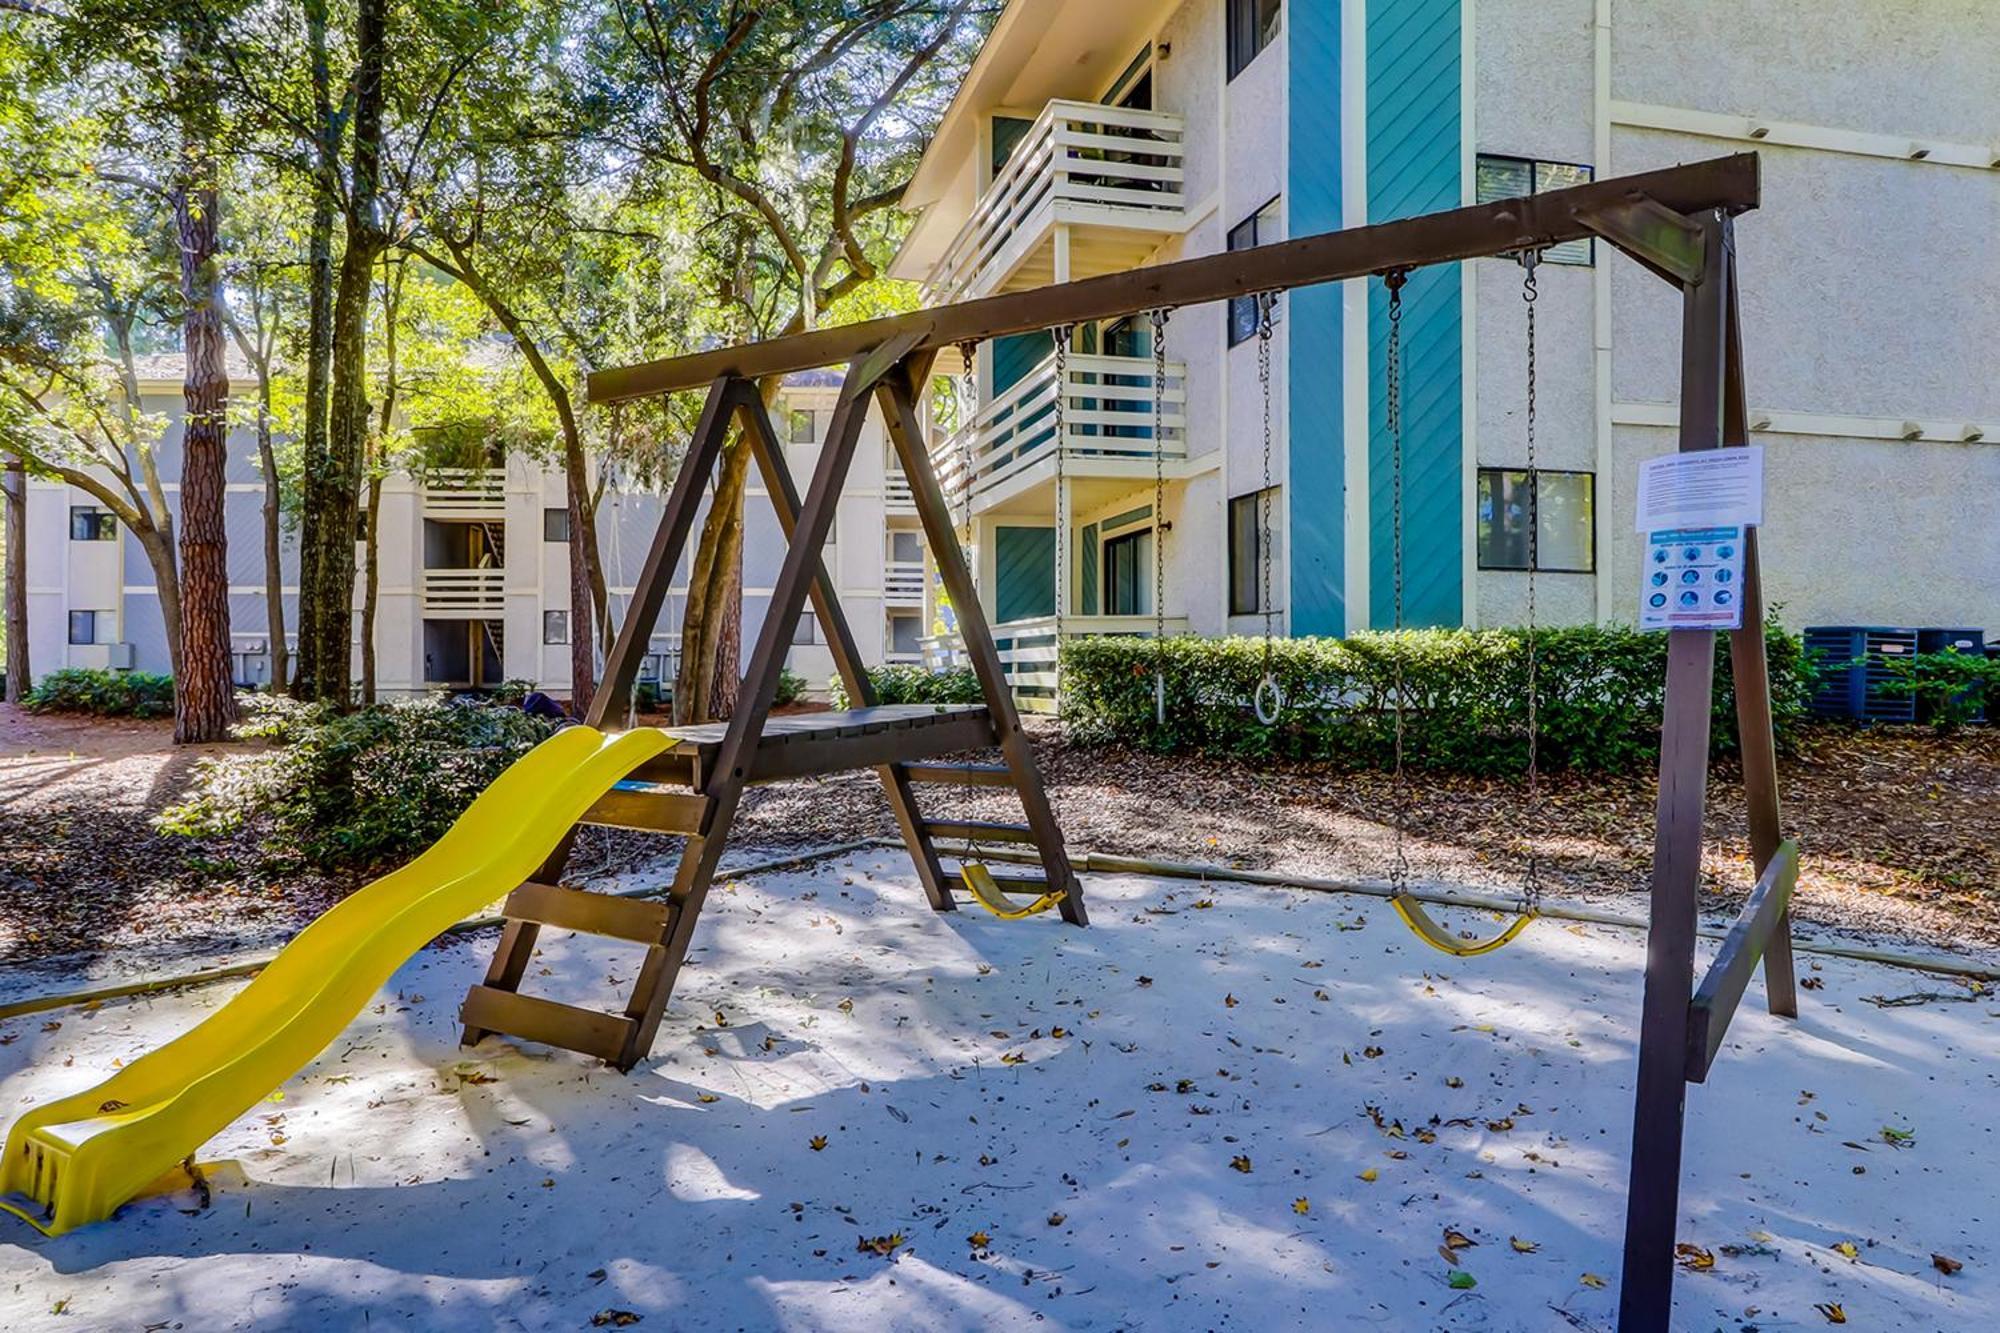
158, 695, 559, 868
25, 668, 175, 718
829, 664, 982, 710
1060, 619, 1814, 773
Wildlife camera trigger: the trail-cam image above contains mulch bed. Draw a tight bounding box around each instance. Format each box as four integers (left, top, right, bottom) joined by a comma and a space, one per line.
4, 713, 1995, 969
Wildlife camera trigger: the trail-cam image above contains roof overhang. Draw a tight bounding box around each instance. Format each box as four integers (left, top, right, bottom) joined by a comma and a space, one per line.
890, 0, 1176, 283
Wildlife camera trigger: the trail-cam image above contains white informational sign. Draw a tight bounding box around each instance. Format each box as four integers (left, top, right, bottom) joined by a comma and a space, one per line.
1633, 446, 1765, 532
1639, 526, 1746, 631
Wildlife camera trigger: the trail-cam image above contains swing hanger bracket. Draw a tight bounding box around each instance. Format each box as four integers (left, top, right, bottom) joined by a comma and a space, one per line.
1572, 194, 1709, 285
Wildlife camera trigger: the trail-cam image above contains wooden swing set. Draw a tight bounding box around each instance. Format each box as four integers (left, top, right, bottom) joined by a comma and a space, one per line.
457, 151, 1796, 1332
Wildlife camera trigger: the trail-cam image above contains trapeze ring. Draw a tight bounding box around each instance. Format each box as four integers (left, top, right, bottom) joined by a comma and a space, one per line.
1254, 673, 1284, 726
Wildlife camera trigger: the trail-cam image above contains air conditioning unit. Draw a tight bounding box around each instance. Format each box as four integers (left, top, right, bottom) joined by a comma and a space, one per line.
105, 642, 135, 669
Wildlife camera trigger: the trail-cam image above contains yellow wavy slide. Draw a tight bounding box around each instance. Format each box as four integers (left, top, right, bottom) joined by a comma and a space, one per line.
0, 724, 667, 1236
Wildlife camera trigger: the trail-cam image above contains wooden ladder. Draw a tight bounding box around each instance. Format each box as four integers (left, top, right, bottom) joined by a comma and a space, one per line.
460, 354, 1083, 1072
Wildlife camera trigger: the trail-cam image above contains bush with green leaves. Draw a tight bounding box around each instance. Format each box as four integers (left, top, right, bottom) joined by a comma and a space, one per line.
829, 664, 982, 709
158, 694, 560, 869
775, 665, 809, 707
25, 668, 175, 718
1060, 617, 1814, 773
1875, 649, 1995, 732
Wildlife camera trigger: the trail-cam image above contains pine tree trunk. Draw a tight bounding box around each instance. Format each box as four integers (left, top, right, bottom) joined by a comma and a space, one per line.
673, 431, 749, 723
3, 456, 26, 702
257, 386, 287, 695
171, 61, 238, 745
567, 483, 594, 718
295, 0, 336, 694
360, 473, 382, 704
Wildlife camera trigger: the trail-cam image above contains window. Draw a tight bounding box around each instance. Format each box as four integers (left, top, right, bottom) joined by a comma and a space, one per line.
543, 507, 571, 542
889, 613, 922, 656
1226, 0, 1282, 80
1102, 529, 1153, 616
1229, 487, 1279, 615
69, 507, 117, 541
1227, 199, 1281, 346
788, 408, 816, 444
1477, 470, 1595, 572
68, 610, 103, 645
1475, 155, 1594, 264
890, 530, 923, 564
543, 610, 570, 645
792, 610, 821, 646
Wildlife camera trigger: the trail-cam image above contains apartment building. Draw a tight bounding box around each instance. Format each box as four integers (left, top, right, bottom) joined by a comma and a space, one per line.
893, 0, 2000, 701
12, 359, 930, 699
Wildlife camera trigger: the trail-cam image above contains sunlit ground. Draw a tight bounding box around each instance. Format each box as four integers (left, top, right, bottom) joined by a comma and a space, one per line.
0, 852, 1992, 1330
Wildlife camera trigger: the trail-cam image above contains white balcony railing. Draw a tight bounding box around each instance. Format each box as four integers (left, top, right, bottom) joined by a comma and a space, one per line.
934, 352, 1186, 512
884, 559, 927, 606
422, 567, 505, 618
884, 470, 917, 514
422, 468, 506, 517
927, 100, 1186, 303
988, 612, 1184, 712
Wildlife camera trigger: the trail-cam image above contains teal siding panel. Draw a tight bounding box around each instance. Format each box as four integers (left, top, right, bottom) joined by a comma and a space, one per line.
1367, 0, 1463, 629
992, 332, 1050, 397
1286, 0, 1344, 635
994, 526, 1055, 623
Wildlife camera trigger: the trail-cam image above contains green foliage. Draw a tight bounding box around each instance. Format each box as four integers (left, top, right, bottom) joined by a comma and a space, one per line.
1876, 649, 1996, 732
25, 668, 175, 718
1060, 618, 1815, 773
157, 695, 559, 869
829, 665, 982, 710
775, 665, 809, 707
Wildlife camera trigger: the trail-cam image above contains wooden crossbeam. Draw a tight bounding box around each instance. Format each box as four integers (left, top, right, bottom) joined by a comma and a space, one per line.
588, 155, 1759, 402
1685, 840, 1801, 1083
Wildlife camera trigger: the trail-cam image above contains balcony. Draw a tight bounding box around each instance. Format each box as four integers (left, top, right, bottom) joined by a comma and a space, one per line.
422, 468, 505, 517
884, 470, 917, 516
934, 352, 1187, 516
995, 614, 1192, 713
925, 101, 1186, 304
883, 559, 927, 607
422, 567, 505, 618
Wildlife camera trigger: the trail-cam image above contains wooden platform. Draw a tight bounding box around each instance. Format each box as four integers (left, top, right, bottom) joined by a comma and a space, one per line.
624, 705, 998, 788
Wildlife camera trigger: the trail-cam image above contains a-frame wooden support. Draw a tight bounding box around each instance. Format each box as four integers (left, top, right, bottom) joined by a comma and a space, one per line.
461, 344, 1085, 1072
1612, 211, 1798, 1333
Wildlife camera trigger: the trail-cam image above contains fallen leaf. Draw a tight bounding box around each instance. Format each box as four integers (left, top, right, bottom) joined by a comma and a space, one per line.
1580, 1273, 1607, 1289
968, 1230, 991, 1249
590, 1310, 641, 1327
1814, 1303, 1847, 1324
1224, 993, 1239, 1008
1442, 1229, 1478, 1253
1292, 1197, 1309, 1215
1447, 1270, 1476, 1290
837, 998, 854, 1014
1358, 1168, 1378, 1183
1933, 1252, 1963, 1276
697, 1094, 719, 1104
1047, 1212, 1067, 1227
1674, 1243, 1714, 1271
1229, 1155, 1252, 1174
1510, 1236, 1539, 1253
1833, 1241, 1859, 1261
856, 1232, 905, 1257
1000, 1051, 1027, 1065
1445, 1076, 1464, 1089
809, 1135, 828, 1151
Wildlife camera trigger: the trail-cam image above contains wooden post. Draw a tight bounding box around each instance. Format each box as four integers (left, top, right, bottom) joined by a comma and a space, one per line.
878, 367, 1088, 926
463, 379, 735, 1049
1721, 259, 1797, 1019
588, 377, 736, 728
732, 382, 956, 912
1617, 212, 1730, 1332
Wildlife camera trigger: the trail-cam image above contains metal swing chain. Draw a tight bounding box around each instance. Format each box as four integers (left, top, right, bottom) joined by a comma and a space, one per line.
1520, 253, 1544, 916
1053, 325, 1073, 648
1254, 291, 1283, 725
1150, 307, 1170, 724
1385, 270, 1412, 898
